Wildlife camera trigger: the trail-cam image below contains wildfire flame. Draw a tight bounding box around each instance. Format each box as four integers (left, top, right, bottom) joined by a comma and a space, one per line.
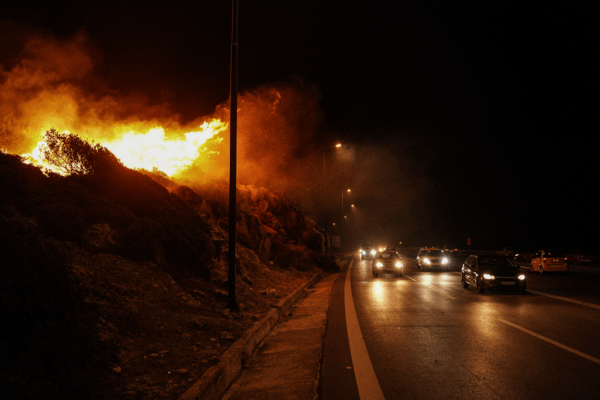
24, 118, 228, 177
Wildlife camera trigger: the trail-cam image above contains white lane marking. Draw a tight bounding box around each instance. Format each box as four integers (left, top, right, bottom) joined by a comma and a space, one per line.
527, 289, 600, 310
405, 275, 417, 282
345, 259, 386, 400
499, 319, 600, 365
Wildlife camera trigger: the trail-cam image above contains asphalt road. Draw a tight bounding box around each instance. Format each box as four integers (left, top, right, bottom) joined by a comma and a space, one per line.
321, 256, 600, 400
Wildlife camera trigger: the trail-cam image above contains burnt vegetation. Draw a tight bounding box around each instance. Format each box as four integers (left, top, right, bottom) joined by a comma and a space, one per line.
0, 132, 336, 399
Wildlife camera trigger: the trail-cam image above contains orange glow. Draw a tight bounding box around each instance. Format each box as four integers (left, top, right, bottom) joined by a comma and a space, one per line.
23, 119, 227, 176
4, 35, 326, 197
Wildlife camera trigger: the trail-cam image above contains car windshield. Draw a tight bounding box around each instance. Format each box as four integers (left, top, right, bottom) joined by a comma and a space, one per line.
478, 256, 514, 268
377, 252, 396, 259
544, 250, 566, 257
421, 250, 443, 256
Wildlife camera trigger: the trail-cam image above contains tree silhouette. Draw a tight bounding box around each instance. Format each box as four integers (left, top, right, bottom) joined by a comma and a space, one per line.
41, 129, 121, 176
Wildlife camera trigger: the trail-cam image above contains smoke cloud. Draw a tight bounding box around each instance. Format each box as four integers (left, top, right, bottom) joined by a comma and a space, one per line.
1, 30, 445, 248
0, 32, 186, 154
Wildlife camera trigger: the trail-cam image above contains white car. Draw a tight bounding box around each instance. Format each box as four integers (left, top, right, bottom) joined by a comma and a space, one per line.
360, 245, 376, 260
416, 248, 451, 271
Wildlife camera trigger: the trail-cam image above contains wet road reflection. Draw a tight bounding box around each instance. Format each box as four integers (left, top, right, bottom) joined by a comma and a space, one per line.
345, 256, 600, 400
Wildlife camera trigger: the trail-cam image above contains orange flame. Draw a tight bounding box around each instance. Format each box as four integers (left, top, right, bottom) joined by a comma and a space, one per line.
23, 119, 228, 176
101, 119, 227, 176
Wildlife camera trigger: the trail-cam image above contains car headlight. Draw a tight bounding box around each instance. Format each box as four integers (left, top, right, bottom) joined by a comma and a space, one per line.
483, 274, 495, 280
518, 274, 525, 280
361, 250, 366, 255
376, 262, 383, 267
442, 257, 449, 264
424, 258, 431, 265
395, 262, 403, 268
371, 250, 376, 256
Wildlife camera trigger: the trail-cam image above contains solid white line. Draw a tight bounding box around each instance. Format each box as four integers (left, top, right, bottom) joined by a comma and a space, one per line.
499, 319, 600, 365
528, 289, 600, 310
345, 259, 386, 400
405, 275, 417, 282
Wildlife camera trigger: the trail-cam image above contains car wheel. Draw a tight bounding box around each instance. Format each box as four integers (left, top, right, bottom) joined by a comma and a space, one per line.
477, 278, 485, 293
462, 274, 469, 288
539, 266, 544, 275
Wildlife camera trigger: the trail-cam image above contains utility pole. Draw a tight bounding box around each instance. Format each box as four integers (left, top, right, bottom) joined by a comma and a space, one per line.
323, 148, 328, 254
227, 0, 240, 312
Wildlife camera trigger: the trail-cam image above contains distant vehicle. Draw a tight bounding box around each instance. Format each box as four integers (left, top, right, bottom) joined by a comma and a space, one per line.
530, 249, 568, 274
500, 247, 515, 257
462, 255, 526, 294
566, 249, 596, 265
416, 248, 451, 271
372, 250, 404, 277
514, 249, 536, 262
360, 244, 376, 260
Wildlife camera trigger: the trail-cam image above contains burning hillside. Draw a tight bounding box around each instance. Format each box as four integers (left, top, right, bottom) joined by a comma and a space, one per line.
0, 139, 337, 399
1, 34, 326, 200
1, 33, 338, 399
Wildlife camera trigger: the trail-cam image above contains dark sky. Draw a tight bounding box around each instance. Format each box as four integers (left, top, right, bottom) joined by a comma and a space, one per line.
1, 1, 599, 251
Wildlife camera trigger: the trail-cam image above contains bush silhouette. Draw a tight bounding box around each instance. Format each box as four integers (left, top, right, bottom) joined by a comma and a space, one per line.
41, 129, 122, 176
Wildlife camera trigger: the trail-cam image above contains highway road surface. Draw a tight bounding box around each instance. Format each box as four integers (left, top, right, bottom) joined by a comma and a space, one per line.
320, 256, 600, 400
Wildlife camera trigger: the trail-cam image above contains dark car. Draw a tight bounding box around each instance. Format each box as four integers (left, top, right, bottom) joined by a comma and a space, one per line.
372, 250, 404, 277
514, 248, 536, 263
566, 249, 596, 265
462, 255, 526, 294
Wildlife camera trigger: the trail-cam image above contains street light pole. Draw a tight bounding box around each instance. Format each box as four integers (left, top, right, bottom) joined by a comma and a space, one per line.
341, 188, 350, 252
227, 0, 240, 312
322, 143, 342, 254
323, 148, 327, 254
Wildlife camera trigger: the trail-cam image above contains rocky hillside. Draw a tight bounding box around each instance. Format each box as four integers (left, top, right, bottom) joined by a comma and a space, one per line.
0, 151, 337, 399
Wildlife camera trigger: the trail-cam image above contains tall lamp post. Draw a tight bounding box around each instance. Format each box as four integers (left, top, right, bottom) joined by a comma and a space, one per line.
322, 143, 341, 254
227, 0, 240, 312
341, 189, 350, 251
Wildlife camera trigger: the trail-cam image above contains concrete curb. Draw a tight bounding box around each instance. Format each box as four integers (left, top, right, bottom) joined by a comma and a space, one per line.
179, 270, 324, 400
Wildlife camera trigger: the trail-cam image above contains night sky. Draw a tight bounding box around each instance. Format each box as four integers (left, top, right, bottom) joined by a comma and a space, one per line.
1, 1, 598, 251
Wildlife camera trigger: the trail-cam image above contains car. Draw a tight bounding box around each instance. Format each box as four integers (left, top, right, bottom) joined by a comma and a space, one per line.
416, 248, 451, 271
514, 248, 536, 263
372, 250, 404, 277
566, 249, 596, 265
360, 244, 376, 260
462, 255, 526, 294
530, 249, 568, 274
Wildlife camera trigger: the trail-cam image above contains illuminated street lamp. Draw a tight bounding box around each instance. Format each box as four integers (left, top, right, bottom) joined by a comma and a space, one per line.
323, 143, 342, 254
